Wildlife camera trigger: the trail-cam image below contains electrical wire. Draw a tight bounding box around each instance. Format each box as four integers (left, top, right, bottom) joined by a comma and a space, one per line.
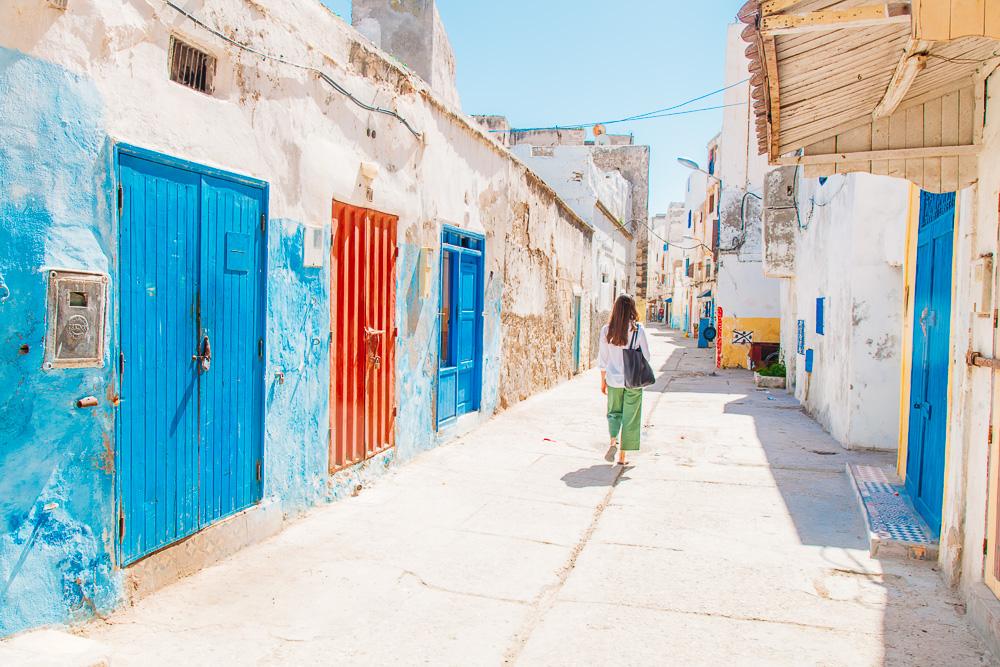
498, 102, 748, 134
492, 79, 750, 133
161, 1, 422, 139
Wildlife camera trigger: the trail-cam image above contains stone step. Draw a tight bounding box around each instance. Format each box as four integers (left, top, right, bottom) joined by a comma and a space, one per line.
846, 463, 939, 560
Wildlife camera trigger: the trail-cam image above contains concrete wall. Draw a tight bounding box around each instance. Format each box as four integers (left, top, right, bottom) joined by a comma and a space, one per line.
782, 173, 908, 450
0, 0, 592, 637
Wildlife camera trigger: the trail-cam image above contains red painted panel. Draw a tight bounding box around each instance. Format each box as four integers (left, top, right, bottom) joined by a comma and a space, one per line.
331, 202, 397, 472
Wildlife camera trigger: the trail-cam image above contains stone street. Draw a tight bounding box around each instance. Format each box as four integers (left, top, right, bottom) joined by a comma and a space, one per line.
63, 328, 992, 665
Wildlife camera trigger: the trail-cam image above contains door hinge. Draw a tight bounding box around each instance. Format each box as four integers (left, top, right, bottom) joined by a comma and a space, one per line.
117, 184, 123, 214
258, 338, 264, 359
985, 537, 989, 555
118, 506, 125, 544
260, 213, 266, 233
994, 309, 998, 329
119, 351, 126, 376
256, 460, 262, 482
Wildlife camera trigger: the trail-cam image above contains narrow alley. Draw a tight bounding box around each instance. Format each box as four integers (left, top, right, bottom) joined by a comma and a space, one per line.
42, 328, 987, 665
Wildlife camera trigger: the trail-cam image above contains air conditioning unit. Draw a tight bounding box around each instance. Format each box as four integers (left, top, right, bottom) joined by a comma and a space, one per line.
48, 0, 68, 8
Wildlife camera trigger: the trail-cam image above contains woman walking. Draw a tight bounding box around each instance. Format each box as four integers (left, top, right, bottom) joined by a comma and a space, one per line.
599, 294, 652, 465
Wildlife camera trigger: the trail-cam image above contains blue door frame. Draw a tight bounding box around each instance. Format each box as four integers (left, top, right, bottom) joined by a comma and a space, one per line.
905, 190, 955, 536
115, 144, 268, 564
436, 227, 484, 429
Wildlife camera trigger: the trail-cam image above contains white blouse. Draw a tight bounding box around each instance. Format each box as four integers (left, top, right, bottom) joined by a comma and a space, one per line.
598, 324, 651, 389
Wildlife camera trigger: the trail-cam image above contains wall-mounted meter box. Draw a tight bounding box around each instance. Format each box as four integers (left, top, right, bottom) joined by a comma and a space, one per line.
44, 270, 108, 369
303, 226, 325, 268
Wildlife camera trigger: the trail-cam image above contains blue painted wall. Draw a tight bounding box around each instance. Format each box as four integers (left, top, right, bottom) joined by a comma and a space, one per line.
263, 220, 330, 514
0, 47, 119, 636
395, 243, 440, 460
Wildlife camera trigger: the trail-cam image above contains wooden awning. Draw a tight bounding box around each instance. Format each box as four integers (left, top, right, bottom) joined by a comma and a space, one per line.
739, 0, 1000, 192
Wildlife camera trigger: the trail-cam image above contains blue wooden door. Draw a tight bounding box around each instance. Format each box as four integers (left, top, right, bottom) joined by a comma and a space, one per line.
437, 228, 484, 428
455, 253, 480, 415
118, 154, 202, 562
198, 175, 266, 526
117, 148, 266, 564
573, 295, 582, 372
905, 191, 955, 535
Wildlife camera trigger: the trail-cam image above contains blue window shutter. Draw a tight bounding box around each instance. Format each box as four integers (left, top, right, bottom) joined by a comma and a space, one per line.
816, 297, 825, 335
687, 211, 692, 228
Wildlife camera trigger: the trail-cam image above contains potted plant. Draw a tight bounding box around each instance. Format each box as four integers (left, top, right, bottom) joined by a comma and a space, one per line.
754, 361, 787, 389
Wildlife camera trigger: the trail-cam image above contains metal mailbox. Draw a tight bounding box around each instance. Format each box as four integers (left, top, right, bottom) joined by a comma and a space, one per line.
44, 270, 108, 369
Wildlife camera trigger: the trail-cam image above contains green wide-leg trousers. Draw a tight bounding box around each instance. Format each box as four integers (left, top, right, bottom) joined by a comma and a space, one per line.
607, 386, 643, 451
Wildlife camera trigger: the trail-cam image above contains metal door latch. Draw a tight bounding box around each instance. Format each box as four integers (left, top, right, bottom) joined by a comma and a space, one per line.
192, 334, 212, 372
967, 350, 1000, 370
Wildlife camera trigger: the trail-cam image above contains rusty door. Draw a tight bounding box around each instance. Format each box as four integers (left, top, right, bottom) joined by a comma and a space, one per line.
331, 202, 397, 472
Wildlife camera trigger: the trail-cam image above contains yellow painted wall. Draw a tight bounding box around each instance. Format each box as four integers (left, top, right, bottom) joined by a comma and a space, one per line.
635, 297, 647, 322
720, 317, 781, 369
897, 186, 920, 478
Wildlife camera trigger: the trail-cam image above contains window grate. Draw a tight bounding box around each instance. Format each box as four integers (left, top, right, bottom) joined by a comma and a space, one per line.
169, 37, 216, 94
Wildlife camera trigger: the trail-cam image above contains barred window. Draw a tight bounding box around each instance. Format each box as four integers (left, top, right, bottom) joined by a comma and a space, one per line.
169, 37, 216, 95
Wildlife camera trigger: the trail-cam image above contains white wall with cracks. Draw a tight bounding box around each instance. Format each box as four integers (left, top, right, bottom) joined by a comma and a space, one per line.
778, 173, 909, 451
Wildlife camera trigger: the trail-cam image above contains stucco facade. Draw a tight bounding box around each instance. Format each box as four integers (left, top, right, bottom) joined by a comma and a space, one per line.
714, 23, 781, 370
773, 172, 908, 451
0, 0, 593, 637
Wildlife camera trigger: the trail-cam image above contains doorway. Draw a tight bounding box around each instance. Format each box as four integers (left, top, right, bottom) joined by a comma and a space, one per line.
330, 202, 398, 472
437, 227, 485, 428
116, 146, 267, 565
905, 190, 955, 535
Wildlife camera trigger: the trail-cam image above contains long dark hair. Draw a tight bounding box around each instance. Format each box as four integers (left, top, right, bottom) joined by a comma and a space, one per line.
607, 294, 638, 346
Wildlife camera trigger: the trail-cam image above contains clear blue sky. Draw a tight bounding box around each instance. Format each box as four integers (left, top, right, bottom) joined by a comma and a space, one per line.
321, 1, 743, 213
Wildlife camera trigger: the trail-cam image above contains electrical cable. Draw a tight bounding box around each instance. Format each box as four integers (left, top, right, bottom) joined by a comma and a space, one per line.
492, 79, 750, 133
161, 1, 422, 139
498, 102, 748, 134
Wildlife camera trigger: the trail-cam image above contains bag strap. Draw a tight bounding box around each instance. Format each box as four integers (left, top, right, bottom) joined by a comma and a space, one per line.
629, 327, 639, 350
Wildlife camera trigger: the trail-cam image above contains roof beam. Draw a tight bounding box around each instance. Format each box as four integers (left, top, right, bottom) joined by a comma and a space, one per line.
760, 0, 807, 13
873, 39, 932, 119
761, 3, 912, 35
775, 144, 980, 166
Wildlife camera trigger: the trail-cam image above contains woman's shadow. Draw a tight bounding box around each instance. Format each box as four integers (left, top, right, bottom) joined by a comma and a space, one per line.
560, 461, 628, 488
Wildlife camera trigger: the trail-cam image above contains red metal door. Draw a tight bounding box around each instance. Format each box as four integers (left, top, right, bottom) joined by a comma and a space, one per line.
331, 201, 397, 472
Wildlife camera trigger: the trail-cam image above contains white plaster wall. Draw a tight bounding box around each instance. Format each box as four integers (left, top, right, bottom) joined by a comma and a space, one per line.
789, 173, 908, 450
943, 69, 1000, 617
846, 175, 910, 448
716, 22, 781, 322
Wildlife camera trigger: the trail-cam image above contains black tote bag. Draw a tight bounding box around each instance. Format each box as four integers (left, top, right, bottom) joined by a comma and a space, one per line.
624, 328, 655, 389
